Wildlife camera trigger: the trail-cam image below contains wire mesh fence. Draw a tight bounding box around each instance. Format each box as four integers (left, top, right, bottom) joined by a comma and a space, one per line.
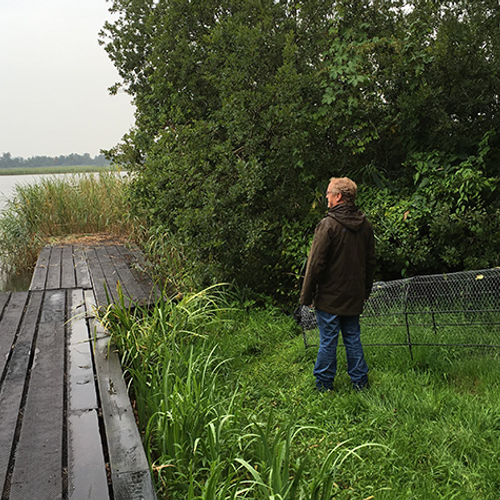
299, 267, 500, 357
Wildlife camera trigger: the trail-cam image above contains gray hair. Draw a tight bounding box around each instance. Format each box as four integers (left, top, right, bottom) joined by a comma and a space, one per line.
329, 177, 357, 205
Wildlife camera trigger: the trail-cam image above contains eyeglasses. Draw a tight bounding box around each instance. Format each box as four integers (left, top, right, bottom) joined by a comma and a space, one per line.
326, 191, 338, 196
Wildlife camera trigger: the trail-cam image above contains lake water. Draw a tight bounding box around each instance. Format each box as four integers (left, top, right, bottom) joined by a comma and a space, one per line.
0, 173, 74, 292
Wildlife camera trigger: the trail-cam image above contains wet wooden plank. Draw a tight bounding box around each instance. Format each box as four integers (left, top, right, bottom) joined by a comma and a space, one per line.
30, 246, 51, 290
0, 291, 42, 493
86, 248, 110, 309
67, 289, 109, 498
0, 292, 29, 378
84, 290, 157, 500
93, 246, 121, 305
0, 292, 11, 317
113, 471, 157, 500
3, 245, 159, 498
46, 245, 63, 290
67, 289, 98, 411
9, 290, 66, 500
61, 245, 76, 289
66, 290, 109, 499
68, 410, 110, 500
74, 248, 92, 289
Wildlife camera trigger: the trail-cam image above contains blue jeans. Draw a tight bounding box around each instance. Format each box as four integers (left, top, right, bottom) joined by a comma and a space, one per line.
314, 310, 369, 391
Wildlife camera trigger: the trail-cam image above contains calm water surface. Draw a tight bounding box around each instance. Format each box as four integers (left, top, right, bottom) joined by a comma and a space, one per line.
0, 173, 74, 292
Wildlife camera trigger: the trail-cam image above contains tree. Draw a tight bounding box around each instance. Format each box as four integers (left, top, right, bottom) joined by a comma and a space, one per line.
101, 0, 500, 293
101, 0, 336, 293
319, 0, 500, 183
0, 153, 110, 169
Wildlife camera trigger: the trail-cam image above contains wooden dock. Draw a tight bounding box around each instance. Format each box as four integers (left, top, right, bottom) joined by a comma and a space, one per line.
0, 244, 160, 500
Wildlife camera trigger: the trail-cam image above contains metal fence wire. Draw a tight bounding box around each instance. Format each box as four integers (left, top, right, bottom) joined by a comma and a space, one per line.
299, 267, 500, 357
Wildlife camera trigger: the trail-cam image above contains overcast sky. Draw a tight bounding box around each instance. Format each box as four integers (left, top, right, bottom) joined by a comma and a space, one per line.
0, 0, 135, 158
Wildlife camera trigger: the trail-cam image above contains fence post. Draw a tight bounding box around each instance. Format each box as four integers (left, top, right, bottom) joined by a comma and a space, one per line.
404, 277, 414, 360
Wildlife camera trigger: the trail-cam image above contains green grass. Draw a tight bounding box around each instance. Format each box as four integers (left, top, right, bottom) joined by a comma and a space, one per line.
0, 172, 133, 272
101, 286, 500, 499
0, 165, 114, 175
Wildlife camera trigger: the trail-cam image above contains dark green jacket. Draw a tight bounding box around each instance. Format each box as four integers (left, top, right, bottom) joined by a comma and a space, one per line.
299, 203, 376, 316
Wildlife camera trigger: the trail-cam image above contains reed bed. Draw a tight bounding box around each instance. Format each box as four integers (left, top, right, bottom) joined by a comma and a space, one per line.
0, 172, 131, 272
101, 286, 500, 499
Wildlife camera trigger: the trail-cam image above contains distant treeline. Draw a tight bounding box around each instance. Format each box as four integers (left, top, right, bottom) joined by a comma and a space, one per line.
0, 152, 110, 169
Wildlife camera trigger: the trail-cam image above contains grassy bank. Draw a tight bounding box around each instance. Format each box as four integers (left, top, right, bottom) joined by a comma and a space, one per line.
3, 167, 499, 498
0, 165, 115, 175
101, 287, 500, 499
0, 172, 133, 272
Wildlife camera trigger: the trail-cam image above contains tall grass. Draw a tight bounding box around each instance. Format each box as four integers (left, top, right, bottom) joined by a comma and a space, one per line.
102, 285, 500, 498
101, 286, 500, 499
0, 172, 132, 272
133, 224, 196, 294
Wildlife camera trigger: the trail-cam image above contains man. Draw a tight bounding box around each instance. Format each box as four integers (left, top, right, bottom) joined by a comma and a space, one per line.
300, 177, 376, 391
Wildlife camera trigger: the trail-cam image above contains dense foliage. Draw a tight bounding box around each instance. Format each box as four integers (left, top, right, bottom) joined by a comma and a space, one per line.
100, 0, 500, 295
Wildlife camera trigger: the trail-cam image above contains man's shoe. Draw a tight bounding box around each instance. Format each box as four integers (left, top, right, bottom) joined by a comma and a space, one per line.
316, 383, 334, 393
352, 381, 369, 392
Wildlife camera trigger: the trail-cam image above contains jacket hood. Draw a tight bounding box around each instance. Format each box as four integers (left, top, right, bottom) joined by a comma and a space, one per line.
328, 204, 366, 231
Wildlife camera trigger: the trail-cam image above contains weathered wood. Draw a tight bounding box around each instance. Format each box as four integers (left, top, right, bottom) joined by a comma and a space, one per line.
85, 290, 157, 500
73, 247, 92, 289
113, 471, 158, 500
46, 245, 63, 290
2, 245, 159, 499
86, 247, 110, 309
61, 245, 76, 289
66, 290, 109, 499
105, 245, 149, 306
30, 246, 51, 290
93, 246, 121, 305
67, 289, 98, 411
68, 410, 110, 500
0, 291, 43, 493
0, 291, 11, 317
9, 290, 66, 500
31, 243, 160, 305
0, 292, 29, 378
117, 245, 163, 302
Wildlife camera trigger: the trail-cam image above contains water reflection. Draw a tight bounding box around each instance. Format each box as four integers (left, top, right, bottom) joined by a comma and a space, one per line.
0, 267, 32, 292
